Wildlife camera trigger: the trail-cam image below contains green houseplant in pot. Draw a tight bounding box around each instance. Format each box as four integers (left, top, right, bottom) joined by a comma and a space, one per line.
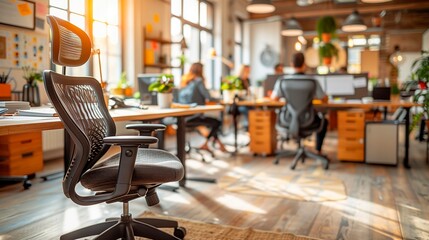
404, 50, 429, 131
221, 75, 244, 103
318, 42, 338, 66
148, 74, 175, 108
316, 16, 337, 43
22, 66, 43, 106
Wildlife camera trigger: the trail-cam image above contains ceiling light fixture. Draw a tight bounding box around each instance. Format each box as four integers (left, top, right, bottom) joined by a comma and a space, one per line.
281, 17, 303, 36
342, 10, 367, 32
246, 0, 276, 14
361, 0, 392, 3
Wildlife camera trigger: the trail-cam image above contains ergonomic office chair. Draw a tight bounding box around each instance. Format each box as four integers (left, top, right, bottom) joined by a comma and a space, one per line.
45, 15, 186, 239
273, 77, 329, 170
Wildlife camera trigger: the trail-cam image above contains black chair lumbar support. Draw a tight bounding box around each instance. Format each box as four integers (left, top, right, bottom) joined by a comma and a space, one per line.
45, 15, 186, 240
273, 76, 329, 170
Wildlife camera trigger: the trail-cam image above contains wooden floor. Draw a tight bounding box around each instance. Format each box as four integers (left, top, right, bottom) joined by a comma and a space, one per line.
0, 130, 428, 240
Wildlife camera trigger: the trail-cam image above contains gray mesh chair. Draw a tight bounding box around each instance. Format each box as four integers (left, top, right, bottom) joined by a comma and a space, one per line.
45, 15, 186, 239
273, 77, 329, 170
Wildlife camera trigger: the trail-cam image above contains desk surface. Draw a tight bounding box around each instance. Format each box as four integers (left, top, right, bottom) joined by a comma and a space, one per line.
231, 100, 419, 108
0, 105, 224, 136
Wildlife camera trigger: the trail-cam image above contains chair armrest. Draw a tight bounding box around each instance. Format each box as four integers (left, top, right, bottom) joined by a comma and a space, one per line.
126, 123, 166, 136
104, 136, 158, 145
101, 136, 158, 201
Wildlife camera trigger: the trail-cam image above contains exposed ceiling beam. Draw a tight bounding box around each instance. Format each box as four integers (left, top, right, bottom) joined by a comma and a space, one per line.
250, 1, 429, 19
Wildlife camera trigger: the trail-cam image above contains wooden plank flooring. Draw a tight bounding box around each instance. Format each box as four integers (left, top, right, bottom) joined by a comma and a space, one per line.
0, 130, 428, 240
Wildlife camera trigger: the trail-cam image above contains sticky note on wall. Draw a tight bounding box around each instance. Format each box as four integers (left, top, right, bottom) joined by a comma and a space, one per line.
17, 3, 33, 16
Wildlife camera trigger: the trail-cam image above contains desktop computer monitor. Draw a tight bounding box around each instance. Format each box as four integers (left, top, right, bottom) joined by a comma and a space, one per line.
372, 86, 391, 101
137, 74, 161, 104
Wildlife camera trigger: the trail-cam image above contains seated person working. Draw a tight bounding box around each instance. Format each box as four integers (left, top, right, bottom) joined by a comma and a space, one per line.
271, 52, 328, 156
179, 62, 228, 152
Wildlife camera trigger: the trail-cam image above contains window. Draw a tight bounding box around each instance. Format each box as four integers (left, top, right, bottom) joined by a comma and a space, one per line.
49, 0, 121, 85
234, 18, 243, 75
171, 0, 214, 88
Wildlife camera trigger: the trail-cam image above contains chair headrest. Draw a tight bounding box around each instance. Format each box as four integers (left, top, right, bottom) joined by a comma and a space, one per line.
46, 15, 92, 67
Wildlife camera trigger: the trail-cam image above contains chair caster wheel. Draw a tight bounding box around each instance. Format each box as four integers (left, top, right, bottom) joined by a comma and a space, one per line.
324, 164, 329, 170
273, 159, 279, 165
23, 180, 32, 189
290, 165, 296, 170
174, 226, 186, 239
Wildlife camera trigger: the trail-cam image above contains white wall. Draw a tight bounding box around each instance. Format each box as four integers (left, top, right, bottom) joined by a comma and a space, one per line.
423, 29, 429, 51
249, 21, 282, 84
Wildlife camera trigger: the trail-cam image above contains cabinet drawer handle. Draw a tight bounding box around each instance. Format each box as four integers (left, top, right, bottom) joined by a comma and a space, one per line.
21, 139, 32, 144
22, 152, 34, 158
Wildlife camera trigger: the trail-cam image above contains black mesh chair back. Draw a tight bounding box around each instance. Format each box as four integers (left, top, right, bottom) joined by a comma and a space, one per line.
278, 76, 317, 138
274, 76, 329, 170
44, 71, 115, 202
46, 15, 92, 67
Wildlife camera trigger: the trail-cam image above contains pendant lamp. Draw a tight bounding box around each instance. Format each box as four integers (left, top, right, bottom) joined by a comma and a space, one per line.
342, 10, 367, 32
281, 17, 303, 36
246, 0, 275, 14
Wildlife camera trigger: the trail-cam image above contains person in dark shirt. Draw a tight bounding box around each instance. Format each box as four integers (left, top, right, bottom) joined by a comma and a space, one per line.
179, 62, 227, 152
271, 53, 328, 155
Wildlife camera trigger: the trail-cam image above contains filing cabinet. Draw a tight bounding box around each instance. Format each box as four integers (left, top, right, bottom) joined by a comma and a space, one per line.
249, 110, 277, 155
337, 110, 365, 162
0, 132, 43, 175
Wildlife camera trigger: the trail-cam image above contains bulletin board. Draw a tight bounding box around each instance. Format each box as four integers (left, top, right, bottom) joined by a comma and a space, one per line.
0, 0, 35, 30
0, 30, 48, 70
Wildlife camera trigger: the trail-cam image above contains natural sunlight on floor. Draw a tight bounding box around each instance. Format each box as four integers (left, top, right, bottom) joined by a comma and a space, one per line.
216, 194, 266, 214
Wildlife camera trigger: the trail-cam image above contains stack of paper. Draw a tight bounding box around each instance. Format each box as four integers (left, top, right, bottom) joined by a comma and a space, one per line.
0, 101, 30, 114
17, 108, 58, 117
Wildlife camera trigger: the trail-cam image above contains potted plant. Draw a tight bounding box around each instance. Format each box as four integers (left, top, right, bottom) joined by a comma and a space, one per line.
22, 66, 43, 106
318, 42, 338, 66
316, 16, 337, 43
404, 50, 429, 131
221, 75, 244, 103
111, 72, 133, 97
148, 74, 175, 108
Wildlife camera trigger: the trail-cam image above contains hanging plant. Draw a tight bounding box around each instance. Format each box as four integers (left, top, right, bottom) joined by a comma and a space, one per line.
316, 16, 337, 42
318, 42, 338, 65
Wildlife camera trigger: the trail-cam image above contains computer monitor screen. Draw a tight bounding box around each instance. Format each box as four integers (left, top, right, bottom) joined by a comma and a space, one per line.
372, 87, 391, 101
263, 74, 283, 97
325, 75, 355, 96
137, 74, 160, 104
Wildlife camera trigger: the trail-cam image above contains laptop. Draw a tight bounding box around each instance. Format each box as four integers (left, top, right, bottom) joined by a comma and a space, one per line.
372, 87, 391, 101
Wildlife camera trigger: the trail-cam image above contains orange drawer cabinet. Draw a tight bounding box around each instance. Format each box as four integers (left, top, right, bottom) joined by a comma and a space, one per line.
249, 110, 276, 155
337, 110, 365, 162
0, 132, 43, 175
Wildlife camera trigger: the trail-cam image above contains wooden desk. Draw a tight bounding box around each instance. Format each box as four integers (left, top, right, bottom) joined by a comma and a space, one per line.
0, 105, 224, 187
226, 99, 419, 168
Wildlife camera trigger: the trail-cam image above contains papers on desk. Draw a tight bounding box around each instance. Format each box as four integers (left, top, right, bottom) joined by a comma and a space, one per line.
0, 101, 30, 114
17, 108, 58, 117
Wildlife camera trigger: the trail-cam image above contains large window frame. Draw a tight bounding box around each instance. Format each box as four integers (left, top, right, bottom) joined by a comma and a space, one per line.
234, 17, 244, 75
170, 0, 215, 88
48, 0, 121, 85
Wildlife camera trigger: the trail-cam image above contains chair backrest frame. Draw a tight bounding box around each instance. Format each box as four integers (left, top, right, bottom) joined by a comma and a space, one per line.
44, 70, 116, 204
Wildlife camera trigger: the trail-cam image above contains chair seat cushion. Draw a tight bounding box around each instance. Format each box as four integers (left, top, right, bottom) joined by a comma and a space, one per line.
80, 149, 184, 192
